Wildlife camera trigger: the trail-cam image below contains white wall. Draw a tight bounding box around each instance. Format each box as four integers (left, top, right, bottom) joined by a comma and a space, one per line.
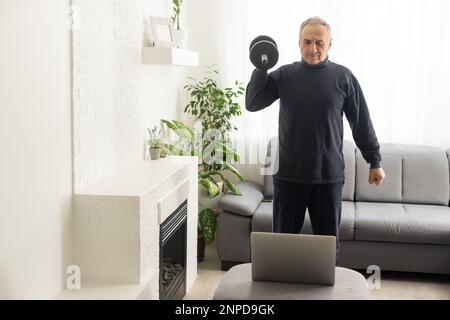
0, 0, 72, 299
186, 0, 222, 69
73, 0, 189, 192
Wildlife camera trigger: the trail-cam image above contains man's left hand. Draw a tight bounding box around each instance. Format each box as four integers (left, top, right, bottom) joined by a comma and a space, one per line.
369, 168, 385, 186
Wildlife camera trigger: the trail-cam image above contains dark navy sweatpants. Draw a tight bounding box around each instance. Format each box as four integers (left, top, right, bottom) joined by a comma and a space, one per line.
272, 179, 344, 265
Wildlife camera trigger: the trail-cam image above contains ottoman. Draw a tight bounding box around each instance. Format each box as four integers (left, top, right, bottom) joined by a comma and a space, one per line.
213, 263, 369, 300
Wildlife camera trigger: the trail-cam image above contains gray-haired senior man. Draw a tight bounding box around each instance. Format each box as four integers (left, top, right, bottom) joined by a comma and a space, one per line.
246, 17, 386, 264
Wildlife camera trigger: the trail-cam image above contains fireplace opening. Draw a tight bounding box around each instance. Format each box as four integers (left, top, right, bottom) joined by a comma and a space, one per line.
159, 200, 187, 300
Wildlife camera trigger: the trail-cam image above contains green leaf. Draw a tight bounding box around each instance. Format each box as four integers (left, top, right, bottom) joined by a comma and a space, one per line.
161, 119, 178, 132
223, 162, 244, 181
199, 178, 220, 198
173, 120, 194, 140
165, 143, 184, 156
223, 143, 240, 162
222, 177, 241, 195
162, 119, 193, 142
199, 208, 217, 243
200, 170, 223, 179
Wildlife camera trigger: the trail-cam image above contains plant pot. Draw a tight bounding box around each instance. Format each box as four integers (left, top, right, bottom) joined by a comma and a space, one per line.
197, 228, 205, 263
173, 29, 189, 49
149, 148, 161, 160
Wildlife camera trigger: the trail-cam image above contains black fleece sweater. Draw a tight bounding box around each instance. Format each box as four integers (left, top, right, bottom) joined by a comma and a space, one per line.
246, 57, 382, 184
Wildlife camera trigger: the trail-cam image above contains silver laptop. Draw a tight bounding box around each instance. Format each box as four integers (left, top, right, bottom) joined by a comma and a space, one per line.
251, 232, 336, 286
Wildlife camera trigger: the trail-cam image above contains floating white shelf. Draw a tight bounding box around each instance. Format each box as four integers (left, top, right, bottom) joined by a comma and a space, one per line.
142, 47, 199, 66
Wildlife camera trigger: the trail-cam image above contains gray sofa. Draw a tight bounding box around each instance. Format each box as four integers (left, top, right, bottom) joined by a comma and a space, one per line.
217, 140, 450, 274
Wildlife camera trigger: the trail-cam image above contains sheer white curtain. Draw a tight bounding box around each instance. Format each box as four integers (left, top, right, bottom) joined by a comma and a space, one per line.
213, 0, 450, 171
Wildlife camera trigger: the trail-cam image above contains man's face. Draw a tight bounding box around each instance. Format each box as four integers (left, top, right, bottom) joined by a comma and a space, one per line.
299, 23, 332, 64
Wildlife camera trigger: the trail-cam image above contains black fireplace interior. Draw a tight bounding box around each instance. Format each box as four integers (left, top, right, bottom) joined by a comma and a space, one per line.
159, 200, 187, 300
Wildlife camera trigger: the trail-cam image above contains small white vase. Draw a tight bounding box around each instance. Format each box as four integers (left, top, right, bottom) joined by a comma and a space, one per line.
173, 29, 189, 49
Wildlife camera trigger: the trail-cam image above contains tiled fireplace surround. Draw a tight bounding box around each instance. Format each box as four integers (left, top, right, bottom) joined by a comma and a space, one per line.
59, 157, 198, 299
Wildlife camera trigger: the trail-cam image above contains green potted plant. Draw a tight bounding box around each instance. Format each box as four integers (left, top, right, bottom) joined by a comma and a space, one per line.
161, 67, 245, 253
161, 119, 243, 245
171, 0, 188, 49
147, 125, 162, 160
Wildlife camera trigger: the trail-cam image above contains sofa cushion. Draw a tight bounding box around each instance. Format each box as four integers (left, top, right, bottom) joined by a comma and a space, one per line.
338, 201, 356, 241
217, 211, 252, 262
355, 202, 450, 245
355, 144, 450, 206
251, 202, 273, 232
251, 201, 355, 241
262, 138, 356, 201
219, 181, 264, 217
403, 154, 450, 205
355, 151, 403, 202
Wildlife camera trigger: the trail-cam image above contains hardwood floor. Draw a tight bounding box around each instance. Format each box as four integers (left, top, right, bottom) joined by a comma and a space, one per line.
184, 242, 450, 300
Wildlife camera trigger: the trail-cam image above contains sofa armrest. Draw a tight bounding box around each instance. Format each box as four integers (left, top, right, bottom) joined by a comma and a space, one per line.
219, 181, 264, 217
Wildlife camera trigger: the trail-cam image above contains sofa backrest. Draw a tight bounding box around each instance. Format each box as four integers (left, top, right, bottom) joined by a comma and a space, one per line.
342, 140, 356, 201
355, 143, 450, 206
262, 137, 277, 199
262, 138, 356, 201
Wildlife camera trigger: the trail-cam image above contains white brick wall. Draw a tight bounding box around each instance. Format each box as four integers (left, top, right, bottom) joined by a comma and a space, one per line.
73, 0, 184, 192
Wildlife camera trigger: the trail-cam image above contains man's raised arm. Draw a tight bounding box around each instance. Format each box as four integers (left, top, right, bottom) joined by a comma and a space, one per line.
245, 68, 280, 112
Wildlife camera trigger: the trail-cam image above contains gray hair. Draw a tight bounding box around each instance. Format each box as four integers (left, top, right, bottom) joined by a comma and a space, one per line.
299, 16, 332, 39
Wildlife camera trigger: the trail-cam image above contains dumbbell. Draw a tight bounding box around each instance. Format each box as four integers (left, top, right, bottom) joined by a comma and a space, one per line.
249, 35, 279, 70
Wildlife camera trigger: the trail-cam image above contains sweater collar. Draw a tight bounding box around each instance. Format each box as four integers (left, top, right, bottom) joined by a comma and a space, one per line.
300, 56, 330, 69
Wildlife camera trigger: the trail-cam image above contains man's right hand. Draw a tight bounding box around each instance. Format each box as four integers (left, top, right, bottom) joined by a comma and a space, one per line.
368, 168, 385, 186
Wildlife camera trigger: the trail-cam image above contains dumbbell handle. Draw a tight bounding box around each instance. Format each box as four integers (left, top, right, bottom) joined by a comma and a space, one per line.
261, 54, 268, 65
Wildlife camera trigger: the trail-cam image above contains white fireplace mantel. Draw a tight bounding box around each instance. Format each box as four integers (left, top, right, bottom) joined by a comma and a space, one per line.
56, 156, 198, 300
